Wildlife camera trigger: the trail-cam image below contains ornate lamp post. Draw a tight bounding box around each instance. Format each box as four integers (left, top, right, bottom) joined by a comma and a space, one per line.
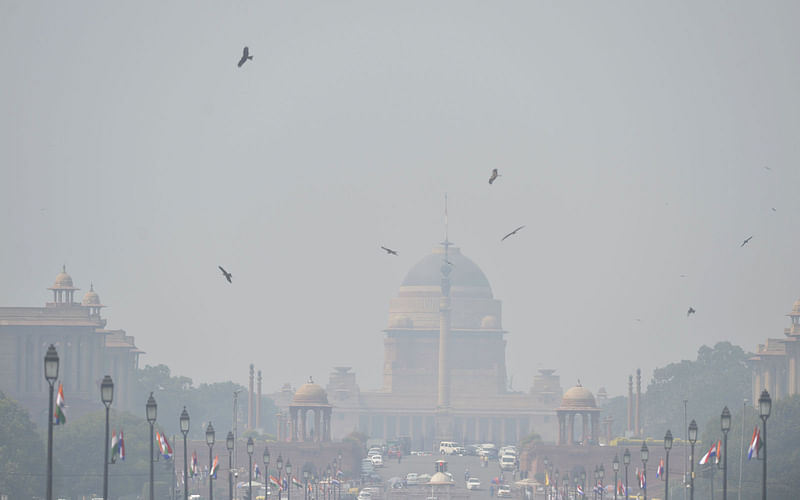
578, 470, 584, 498
325, 465, 332, 500
641, 442, 649, 500
758, 390, 771, 500
555, 469, 560, 499
623, 449, 630, 500
277, 455, 284, 500
286, 460, 293, 500
264, 447, 271, 500
664, 430, 673, 500
180, 408, 190, 500
44, 345, 59, 500
599, 464, 605, 499
227, 432, 235, 500
543, 458, 550, 500
688, 419, 698, 500
613, 455, 620, 500
207, 422, 216, 500
146, 393, 158, 500
101, 376, 114, 500
594, 467, 599, 500
720, 407, 731, 500
304, 470, 310, 500
248, 437, 255, 500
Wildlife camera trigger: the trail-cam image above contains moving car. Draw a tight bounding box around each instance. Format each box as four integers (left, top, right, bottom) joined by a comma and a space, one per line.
496, 485, 512, 498
357, 492, 372, 500
499, 454, 516, 471
370, 454, 384, 467
466, 478, 481, 490
406, 473, 419, 485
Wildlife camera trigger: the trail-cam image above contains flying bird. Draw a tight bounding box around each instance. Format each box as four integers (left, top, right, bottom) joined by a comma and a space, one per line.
380, 246, 398, 256
741, 236, 753, 247
218, 266, 233, 283
237, 46, 253, 68
501, 225, 525, 241
687, 307, 696, 317
680, 274, 688, 278
488, 168, 501, 184
772, 207, 777, 212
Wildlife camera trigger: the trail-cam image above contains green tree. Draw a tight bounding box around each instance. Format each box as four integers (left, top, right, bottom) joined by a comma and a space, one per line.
0, 392, 45, 498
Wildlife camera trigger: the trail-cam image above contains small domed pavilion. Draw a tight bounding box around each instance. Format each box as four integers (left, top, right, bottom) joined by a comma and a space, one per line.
556, 382, 601, 445
289, 377, 332, 442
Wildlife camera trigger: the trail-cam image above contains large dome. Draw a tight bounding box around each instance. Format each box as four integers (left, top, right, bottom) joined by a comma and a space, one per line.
51, 265, 77, 289
401, 245, 492, 294
291, 380, 329, 406
560, 384, 597, 409
81, 284, 103, 306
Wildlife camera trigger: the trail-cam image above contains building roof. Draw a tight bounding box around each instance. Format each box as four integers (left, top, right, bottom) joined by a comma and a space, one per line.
558, 383, 598, 410
49, 265, 79, 290
81, 284, 103, 307
291, 379, 330, 406
401, 245, 492, 293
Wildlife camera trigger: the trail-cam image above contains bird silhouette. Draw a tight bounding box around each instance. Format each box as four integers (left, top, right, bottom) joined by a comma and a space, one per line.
687, 307, 696, 317
488, 168, 501, 185
218, 266, 233, 283
501, 225, 525, 241
741, 236, 753, 247
237, 47, 253, 68
380, 246, 398, 256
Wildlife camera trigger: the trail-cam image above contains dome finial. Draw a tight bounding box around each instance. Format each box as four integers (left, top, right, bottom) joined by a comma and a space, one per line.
62, 264, 66, 273
308, 375, 313, 384
90, 282, 94, 292
577, 379, 582, 387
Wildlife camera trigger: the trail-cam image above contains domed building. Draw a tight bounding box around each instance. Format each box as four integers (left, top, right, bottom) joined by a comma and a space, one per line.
749, 297, 800, 404
555, 383, 601, 445
288, 378, 332, 442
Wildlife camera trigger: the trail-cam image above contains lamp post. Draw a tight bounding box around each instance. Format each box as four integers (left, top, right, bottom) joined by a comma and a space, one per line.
613, 456, 619, 500
720, 407, 731, 500
101, 376, 114, 500
264, 447, 271, 500
207, 422, 216, 500
664, 430, 673, 500
277, 455, 284, 500
599, 464, 605, 499
304, 470, 310, 500
248, 437, 255, 500
286, 460, 293, 500
543, 458, 550, 500
227, 432, 235, 500
578, 470, 583, 498
623, 449, 630, 500
326, 465, 332, 500
555, 469, 560, 500
44, 345, 59, 500
146, 393, 158, 500
688, 420, 698, 500
594, 466, 599, 500
180, 408, 190, 500
758, 390, 771, 500
641, 442, 649, 500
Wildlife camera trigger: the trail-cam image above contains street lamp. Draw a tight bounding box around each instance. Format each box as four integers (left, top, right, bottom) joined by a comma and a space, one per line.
664, 430, 673, 500
612, 455, 620, 500
599, 464, 605, 499
543, 457, 550, 500
207, 422, 216, 500
641, 442, 649, 500
101, 376, 114, 500
44, 345, 59, 500
326, 465, 332, 500
286, 460, 293, 500
227, 432, 235, 500
594, 467, 599, 500
304, 470, 310, 500
721, 407, 731, 500
248, 437, 255, 500
555, 469, 560, 500
277, 455, 284, 500
180, 408, 190, 500
579, 470, 584, 498
688, 419, 698, 500
264, 446, 271, 500
146, 393, 157, 500
623, 449, 630, 500
758, 390, 771, 500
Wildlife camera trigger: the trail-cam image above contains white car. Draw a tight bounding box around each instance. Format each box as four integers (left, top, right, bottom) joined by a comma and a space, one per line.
466, 478, 481, 490
370, 454, 384, 467
496, 485, 512, 498
357, 492, 372, 500
406, 473, 419, 485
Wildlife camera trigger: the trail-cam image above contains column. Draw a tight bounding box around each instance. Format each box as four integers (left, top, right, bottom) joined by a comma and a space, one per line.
557, 414, 565, 445
315, 409, 322, 442
567, 413, 575, 445
581, 413, 588, 443
591, 413, 599, 444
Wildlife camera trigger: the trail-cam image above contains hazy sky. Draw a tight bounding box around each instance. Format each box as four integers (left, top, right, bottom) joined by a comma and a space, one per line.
3, 2, 800, 399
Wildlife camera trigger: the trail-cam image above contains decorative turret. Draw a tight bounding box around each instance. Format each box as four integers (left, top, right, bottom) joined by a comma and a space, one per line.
48, 265, 80, 305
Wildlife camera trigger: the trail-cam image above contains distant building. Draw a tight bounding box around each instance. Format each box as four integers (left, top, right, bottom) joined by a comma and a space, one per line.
749, 298, 800, 402
0, 267, 142, 423
271, 242, 564, 447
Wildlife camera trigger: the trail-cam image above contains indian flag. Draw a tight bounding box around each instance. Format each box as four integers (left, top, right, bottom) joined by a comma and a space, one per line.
748, 426, 761, 460
293, 476, 303, 488
210, 456, 220, 478
110, 432, 120, 463
54, 383, 67, 425
270, 475, 281, 489
119, 431, 125, 461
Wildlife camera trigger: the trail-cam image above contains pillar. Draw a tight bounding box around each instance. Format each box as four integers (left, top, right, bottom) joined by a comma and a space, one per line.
315, 409, 322, 442
568, 413, 575, 445
635, 369, 641, 436
581, 413, 588, 444
257, 370, 262, 429
557, 414, 565, 445
627, 375, 633, 434
248, 364, 254, 430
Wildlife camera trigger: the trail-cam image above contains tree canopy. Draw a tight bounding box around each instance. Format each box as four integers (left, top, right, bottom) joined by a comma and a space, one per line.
0, 392, 44, 499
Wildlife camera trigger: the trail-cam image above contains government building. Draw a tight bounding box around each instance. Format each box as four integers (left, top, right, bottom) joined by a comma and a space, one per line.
269, 241, 563, 448
749, 298, 800, 403
0, 267, 142, 423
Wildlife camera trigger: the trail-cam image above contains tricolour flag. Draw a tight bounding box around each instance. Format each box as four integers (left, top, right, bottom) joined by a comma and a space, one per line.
699, 442, 717, 465
110, 431, 120, 464
270, 475, 281, 489
617, 480, 625, 495
254, 462, 261, 478
210, 456, 220, 478
576, 485, 584, 496
656, 458, 664, 478
715, 440, 722, 464
748, 426, 761, 460
54, 383, 67, 425
191, 451, 199, 476
119, 430, 125, 461
293, 476, 303, 488
156, 432, 173, 460
639, 470, 646, 490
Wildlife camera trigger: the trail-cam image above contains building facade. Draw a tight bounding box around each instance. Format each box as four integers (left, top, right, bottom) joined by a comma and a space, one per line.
0, 267, 142, 423
749, 298, 800, 403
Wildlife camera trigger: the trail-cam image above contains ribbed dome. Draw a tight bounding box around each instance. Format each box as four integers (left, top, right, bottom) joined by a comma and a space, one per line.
560, 385, 596, 409
292, 380, 329, 405
791, 299, 800, 314
52, 265, 76, 289
81, 284, 102, 306
401, 245, 491, 293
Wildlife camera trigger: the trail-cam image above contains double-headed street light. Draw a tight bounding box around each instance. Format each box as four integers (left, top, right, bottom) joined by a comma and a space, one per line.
622, 449, 631, 500
44, 345, 59, 500
612, 456, 620, 500
759, 390, 771, 500
664, 430, 673, 500
721, 407, 731, 500
248, 437, 255, 500
688, 419, 698, 500
207, 422, 216, 500
146, 393, 158, 500
101, 376, 114, 500
180, 408, 190, 500
227, 432, 235, 500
